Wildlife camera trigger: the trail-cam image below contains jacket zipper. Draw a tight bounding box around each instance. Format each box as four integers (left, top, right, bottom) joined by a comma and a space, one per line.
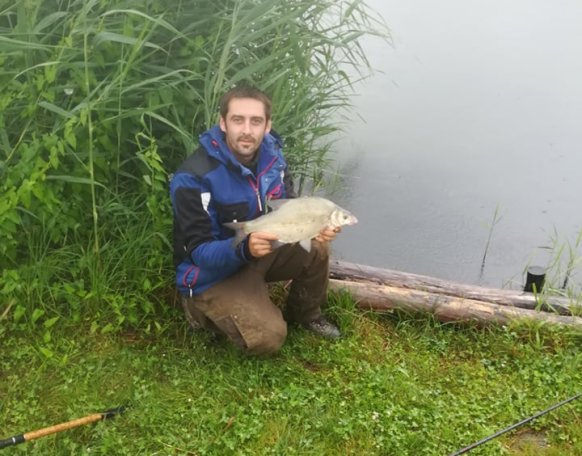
249, 156, 278, 215
247, 177, 263, 214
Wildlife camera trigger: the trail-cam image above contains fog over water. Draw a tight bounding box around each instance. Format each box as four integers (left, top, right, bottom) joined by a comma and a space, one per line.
330, 0, 582, 288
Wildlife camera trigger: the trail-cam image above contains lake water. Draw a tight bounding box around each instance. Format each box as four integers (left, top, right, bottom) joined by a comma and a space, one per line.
330, 0, 582, 289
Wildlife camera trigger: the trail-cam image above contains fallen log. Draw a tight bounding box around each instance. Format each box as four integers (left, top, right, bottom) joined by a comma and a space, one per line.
330, 260, 581, 316
329, 279, 582, 328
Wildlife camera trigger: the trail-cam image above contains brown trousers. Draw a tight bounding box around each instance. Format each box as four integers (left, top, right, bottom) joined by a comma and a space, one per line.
181, 240, 330, 355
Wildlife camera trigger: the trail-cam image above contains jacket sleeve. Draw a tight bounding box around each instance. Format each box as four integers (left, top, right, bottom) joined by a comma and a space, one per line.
171, 172, 250, 268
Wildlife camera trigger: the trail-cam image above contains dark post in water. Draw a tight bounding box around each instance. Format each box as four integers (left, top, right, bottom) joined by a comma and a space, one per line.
524, 266, 546, 293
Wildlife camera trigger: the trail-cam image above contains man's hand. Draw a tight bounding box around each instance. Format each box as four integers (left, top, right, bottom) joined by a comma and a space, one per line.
315, 226, 341, 243
248, 232, 279, 258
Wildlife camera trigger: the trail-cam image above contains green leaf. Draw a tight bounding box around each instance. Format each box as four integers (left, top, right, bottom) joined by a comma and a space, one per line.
33, 12, 69, 33
45, 175, 108, 190
44, 316, 60, 329
39, 346, 54, 358
100, 323, 114, 334
13, 305, 26, 322
0, 36, 52, 51
93, 32, 164, 52
14, 61, 61, 80
31, 308, 45, 324
38, 101, 74, 119
101, 9, 185, 38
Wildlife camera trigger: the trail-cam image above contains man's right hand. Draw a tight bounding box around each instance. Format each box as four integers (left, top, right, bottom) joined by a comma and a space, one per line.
248, 232, 279, 258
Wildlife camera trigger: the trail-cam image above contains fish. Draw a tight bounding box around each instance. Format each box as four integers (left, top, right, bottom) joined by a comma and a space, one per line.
224, 196, 358, 252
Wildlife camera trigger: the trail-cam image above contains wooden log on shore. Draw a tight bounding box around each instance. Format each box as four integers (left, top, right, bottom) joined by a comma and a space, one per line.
329, 279, 582, 328
330, 260, 580, 316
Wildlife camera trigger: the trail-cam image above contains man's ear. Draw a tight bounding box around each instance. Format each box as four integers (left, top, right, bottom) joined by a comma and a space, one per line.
265, 119, 272, 134
219, 116, 226, 132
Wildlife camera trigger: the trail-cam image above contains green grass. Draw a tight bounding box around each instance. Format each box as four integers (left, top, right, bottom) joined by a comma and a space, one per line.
1, 295, 581, 455
2, 2, 580, 453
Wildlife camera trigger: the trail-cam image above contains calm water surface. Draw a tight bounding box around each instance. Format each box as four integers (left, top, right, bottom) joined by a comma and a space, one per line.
330, 0, 582, 288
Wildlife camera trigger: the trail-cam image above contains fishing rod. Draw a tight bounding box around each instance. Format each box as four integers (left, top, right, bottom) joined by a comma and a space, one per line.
0, 406, 126, 450
450, 392, 582, 455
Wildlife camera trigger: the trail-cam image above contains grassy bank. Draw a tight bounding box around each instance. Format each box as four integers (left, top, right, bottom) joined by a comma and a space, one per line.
2, 2, 581, 454
2, 295, 581, 455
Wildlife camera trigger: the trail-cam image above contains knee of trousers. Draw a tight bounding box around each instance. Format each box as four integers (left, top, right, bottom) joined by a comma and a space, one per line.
244, 319, 288, 356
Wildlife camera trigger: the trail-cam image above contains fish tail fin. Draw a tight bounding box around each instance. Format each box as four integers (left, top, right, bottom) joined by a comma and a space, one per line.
223, 222, 247, 247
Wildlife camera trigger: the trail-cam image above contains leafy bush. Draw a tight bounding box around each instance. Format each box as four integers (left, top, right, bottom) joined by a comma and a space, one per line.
0, 0, 387, 327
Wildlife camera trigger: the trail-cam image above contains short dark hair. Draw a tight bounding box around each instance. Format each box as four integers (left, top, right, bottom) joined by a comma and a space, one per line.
219, 85, 272, 121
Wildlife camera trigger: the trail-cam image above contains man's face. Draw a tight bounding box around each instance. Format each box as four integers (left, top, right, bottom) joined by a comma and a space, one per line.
220, 97, 272, 164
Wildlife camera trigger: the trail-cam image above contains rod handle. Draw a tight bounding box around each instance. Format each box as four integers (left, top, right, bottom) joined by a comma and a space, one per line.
23, 414, 103, 441
0, 406, 125, 450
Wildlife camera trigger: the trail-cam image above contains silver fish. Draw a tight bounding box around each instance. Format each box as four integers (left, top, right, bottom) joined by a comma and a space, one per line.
224, 196, 358, 252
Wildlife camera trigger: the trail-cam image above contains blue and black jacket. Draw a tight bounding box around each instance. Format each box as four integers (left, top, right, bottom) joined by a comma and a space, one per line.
170, 125, 295, 297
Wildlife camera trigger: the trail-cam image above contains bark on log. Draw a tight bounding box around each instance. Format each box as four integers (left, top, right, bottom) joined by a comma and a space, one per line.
329, 279, 582, 328
330, 260, 580, 316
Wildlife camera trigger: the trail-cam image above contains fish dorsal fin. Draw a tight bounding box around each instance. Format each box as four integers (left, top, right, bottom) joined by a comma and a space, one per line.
266, 198, 292, 213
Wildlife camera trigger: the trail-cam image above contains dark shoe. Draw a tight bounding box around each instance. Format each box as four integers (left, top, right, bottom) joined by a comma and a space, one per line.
303, 316, 341, 339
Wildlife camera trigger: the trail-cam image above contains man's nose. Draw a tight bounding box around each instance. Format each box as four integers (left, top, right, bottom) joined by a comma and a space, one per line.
242, 120, 251, 133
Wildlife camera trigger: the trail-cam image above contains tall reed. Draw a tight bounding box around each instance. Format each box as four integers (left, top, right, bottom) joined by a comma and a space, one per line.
0, 0, 388, 326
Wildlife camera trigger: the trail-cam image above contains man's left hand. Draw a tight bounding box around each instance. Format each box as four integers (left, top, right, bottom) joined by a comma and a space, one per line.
315, 226, 341, 243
